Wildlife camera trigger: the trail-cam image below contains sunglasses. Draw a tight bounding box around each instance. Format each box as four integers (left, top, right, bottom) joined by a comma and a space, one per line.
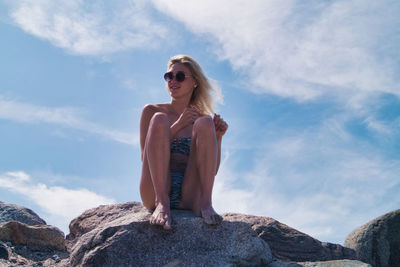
163, 71, 192, 82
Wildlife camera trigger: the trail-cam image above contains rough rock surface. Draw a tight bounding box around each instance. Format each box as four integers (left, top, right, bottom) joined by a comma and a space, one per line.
344, 210, 400, 267
0, 241, 69, 267
0, 221, 66, 251
67, 201, 140, 240
0, 242, 9, 260
298, 259, 371, 267
68, 202, 274, 266
0, 201, 46, 225
224, 213, 356, 262
0, 200, 380, 266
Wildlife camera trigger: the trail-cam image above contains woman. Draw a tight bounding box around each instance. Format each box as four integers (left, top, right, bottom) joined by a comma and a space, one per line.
139, 55, 228, 229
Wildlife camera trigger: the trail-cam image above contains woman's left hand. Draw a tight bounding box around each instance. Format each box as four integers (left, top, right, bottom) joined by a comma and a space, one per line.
213, 114, 228, 139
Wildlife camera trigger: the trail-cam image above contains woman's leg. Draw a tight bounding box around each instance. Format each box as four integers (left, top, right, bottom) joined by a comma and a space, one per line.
139, 112, 172, 229
180, 116, 222, 224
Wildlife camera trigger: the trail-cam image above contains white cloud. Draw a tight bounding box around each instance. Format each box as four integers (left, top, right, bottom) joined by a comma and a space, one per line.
363, 116, 393, 136
214, 114, 400, 243
209, 78, 224, 106
213, 151, 253, 214
0, 171, 115, 233
7, 0, 399, 103
0, 96, 138, 145
7, 0, 169, 55
6, 0, 399, 103
153, 0, 400, 103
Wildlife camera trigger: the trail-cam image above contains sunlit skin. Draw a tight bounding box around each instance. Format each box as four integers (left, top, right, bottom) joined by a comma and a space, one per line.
139, 62, 228, 229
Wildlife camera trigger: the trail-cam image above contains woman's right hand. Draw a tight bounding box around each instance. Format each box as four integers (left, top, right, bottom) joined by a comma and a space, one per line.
177, 106, 201, 128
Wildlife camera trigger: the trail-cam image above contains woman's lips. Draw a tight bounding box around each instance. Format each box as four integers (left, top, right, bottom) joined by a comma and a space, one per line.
170, 86, 180, 91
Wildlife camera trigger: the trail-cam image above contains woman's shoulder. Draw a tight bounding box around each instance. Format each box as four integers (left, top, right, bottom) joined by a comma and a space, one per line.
142, 103, 170, 114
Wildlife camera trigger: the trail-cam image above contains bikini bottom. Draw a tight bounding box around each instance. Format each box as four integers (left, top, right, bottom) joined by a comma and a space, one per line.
170, 172, 184, 209
169, 137, 191, 209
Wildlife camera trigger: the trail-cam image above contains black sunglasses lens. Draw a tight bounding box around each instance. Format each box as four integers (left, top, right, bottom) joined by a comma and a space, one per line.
176, 72, 185, 82
164, 72, 173, 81
163, 71, 187, 82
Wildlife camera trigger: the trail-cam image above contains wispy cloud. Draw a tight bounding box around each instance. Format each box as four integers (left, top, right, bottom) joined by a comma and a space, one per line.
0, 96, 138, 145
0, 171, 115, 232
6, 0, 399, 103
6, 0, 170, 55
153, 0, 400, 104
214, 114, 400, 243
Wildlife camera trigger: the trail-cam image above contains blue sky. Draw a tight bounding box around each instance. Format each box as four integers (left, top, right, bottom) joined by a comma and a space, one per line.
1, 0, 399, 244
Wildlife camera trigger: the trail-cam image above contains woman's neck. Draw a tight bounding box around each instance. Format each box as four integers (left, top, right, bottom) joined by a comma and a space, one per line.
170, 98, 190, 115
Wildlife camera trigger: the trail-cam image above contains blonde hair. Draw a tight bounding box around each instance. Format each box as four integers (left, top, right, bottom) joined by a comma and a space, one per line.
167, 55, 215, 115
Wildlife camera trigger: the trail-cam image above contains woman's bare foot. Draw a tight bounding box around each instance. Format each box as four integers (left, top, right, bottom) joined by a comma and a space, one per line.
150, 202, 171, 230
200, 205, 223, 225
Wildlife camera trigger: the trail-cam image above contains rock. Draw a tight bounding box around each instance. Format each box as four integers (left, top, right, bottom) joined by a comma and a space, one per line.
52, 254, 60, 262
0, 201, 46, 225
68, 202, 273, 266
270, 258, 302, 267
224, 213, 356, 262
0, 221, 66, 251
344, 209, 400, 267
67, 201, 142, 240
321, 242, 357, 260
298, 259, 371, 267
0, 242, 9, 260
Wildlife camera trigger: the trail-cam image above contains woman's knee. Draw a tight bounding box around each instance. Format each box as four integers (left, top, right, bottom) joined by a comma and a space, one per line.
149, 112, 170, 131
193, 116, 215, 136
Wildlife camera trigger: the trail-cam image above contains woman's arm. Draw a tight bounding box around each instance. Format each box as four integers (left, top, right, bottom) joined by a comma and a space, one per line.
170, 121, 183, 141
169, 106, 201, 141
216, 135, 223, 174
213, 114, 228, 175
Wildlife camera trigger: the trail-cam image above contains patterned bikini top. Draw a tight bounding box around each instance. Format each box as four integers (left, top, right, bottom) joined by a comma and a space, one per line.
170, 137, 191, 156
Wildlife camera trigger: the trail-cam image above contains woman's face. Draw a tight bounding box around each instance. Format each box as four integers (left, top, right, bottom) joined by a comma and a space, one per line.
166, 63, 197, 100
